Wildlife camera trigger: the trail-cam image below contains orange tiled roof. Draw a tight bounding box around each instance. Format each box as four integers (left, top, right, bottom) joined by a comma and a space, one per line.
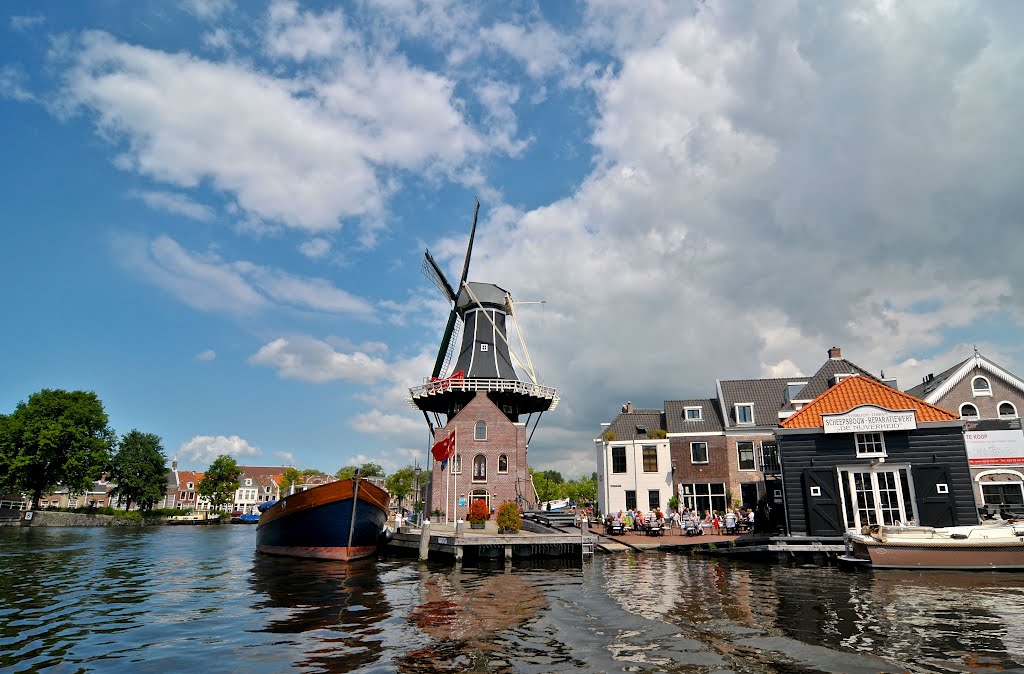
780, 375, 958, 428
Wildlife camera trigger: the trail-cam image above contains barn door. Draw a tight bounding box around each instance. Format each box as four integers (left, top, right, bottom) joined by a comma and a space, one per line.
803, 468, 843, 536
913, 465, 956, 527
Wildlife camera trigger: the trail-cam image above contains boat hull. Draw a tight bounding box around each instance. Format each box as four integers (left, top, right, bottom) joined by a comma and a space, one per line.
167, 514, 222, 525
256, 479, 390, 561
846, 523, 1024, 570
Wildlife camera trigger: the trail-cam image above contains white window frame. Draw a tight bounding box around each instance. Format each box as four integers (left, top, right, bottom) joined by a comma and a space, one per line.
690, 441, 709, 464
998, 401, 1019, 419
449, 454, 462, 474
474, 420, 487, 441
684, 406, 702, 421
972, 375, 992, 397
855, 432, 887, 458
472, 454, 486, 482
611, 447, 627, 474
837, 464, 915, 530
959, 402, 980, 419
737, 441, 756, 471
497, 454, 508, 473
735, 404, 755, 425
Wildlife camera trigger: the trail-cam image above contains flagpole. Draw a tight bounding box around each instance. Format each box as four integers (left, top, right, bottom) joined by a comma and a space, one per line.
453, 428, 459, 523
445, 436, 451, 525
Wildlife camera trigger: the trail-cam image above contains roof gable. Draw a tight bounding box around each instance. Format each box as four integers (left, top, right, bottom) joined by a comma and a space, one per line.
794, 357, 880, 401
600, 409, 666, 440
906, 352, 1024, 404
780, 375, 958, 429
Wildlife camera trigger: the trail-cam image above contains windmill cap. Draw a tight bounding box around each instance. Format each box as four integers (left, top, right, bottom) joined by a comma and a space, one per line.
456, 282, 510, 311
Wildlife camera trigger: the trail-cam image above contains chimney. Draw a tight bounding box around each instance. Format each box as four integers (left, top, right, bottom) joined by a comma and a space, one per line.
828, 346, 842, 359
625, 401, 633, 414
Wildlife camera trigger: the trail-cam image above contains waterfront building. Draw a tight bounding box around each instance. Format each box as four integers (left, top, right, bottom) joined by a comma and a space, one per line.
775, 375, 974, 536
905, 350, 1024, 514
233, 466, 285, 514
595, 403, 670, 516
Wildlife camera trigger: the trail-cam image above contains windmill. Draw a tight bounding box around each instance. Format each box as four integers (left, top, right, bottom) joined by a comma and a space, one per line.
409, 201, 559, 433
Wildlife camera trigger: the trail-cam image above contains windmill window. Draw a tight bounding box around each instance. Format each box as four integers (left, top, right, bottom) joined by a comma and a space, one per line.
960, 403, 980, 419
498, 454, 508, 473
999, 402, 1018, 419
449, 455, 462, 474
473, 455, 486, 482
475, 420, 487, 440
480, 343, 489, 352
972, 376, 992, 396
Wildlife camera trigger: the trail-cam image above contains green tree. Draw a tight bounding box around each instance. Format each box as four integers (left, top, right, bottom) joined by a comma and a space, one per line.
336, 462, 384, 480
278, 467, 302, 493
109, 430, 168, 511
198, 455, 241, 512
385, 466, 415, 511
530, 467, 566, 503
0, 389, 115, 508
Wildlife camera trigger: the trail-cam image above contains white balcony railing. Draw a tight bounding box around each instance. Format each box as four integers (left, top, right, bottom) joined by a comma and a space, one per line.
408, 377, 559, 410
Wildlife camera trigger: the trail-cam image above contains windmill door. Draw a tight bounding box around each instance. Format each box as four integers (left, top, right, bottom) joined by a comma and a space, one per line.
913, 465, 956, 527
803, 468, 843, 536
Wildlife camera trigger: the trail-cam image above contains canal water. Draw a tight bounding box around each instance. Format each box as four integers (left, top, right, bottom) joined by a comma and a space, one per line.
2, 526, 1023, 673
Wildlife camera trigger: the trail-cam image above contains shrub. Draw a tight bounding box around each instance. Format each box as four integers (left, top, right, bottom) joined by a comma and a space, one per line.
495, 501, 522, 532
466, 499, 490, 524
113, 510, 143, 523
602, 431, 615, 441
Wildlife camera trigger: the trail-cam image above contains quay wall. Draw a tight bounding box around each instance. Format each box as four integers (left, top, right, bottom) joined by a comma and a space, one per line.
19, 511, 139, 527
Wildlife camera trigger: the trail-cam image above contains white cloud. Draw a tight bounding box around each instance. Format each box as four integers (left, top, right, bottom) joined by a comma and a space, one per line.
194, 349, 217, 361
249, 336, 391, 383
118, 234, 375, 318
273, 451, 296, 466
349, 409, 425, 438
60, 29, 494, 234
10, 15, 46, 31
265, 0, 356, 61
180, 434, 261, 465
0, 65, 35, 102
298, 237, 331, 259
180, 0, 234, 21
480, 21, 573, 80
133, 190, 215, 221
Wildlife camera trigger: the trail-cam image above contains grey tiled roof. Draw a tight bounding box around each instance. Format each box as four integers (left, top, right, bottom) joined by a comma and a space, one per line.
794, 358, 881, 401
718, 378, 790, 428
904, 357, 969, 398
664, 399, 724, 433
599, 410, 666, 441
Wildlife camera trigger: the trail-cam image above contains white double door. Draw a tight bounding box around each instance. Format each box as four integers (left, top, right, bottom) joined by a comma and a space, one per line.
838, 465, 916, 530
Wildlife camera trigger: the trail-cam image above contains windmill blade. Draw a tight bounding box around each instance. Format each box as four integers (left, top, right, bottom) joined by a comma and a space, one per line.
421, 250, 457, 303
432, 307, 459, 378
457, 200, 480, 288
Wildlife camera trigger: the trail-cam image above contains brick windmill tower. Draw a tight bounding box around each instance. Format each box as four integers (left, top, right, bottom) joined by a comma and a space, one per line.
409, 202, 559, 521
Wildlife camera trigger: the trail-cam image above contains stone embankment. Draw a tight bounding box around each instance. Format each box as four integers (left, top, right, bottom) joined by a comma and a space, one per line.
9, 510, 140, 527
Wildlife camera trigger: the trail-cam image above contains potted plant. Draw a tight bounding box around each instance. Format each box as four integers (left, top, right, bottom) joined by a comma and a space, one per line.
495, 501, 522, 534
466, 499, 489, 529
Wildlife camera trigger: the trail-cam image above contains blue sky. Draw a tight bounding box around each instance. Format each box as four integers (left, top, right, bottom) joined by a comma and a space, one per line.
3, 1, 1023, 477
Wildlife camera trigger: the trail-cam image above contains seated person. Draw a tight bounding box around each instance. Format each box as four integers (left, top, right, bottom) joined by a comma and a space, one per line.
623, 514, 634, 530
634, 514, 648, 531
724, 511, 737, 532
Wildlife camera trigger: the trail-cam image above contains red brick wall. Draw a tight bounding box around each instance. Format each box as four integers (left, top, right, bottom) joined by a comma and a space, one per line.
669, 432, 773, 506
426, 392, 530, 521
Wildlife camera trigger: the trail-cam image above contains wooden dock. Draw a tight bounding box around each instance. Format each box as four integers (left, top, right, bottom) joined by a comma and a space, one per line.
387, 520, 596, 562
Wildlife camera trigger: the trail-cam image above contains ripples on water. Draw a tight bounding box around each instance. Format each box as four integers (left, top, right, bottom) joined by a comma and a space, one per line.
1, 527, 1023, 673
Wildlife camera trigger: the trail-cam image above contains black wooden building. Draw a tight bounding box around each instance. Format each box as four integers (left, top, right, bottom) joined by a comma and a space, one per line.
775, 375, 977, 537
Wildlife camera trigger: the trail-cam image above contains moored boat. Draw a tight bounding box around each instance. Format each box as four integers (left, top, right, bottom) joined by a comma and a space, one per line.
842, 521, 1024, 570
255, 477, 391, 561
230, 513, 260, 524
167, 512, 223, 525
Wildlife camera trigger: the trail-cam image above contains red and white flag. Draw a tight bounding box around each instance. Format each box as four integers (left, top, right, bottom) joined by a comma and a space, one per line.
431, 428, 456, 464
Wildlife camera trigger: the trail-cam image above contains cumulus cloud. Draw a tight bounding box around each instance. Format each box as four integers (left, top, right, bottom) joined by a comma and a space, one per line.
298, 237, 331, 259
249, 335, 391, 383
118, 234, 374, 317
133, 190, 214, 221
180, 434, 261, 465
180, 0, 234, 21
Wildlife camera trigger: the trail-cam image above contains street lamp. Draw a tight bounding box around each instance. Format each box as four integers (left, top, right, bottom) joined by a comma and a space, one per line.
414, 463, 421, 524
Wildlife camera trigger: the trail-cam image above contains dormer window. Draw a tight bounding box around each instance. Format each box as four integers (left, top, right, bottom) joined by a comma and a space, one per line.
830, 374, 851, 386
635, 425, 647, 434
186, 482, 194, 490
960, 403, 980, 420
735, 404, 754, 425
684, 407, 702, 421
999, 402, 1018, 419
244, 478, 252, 486
972, 376, 992, 396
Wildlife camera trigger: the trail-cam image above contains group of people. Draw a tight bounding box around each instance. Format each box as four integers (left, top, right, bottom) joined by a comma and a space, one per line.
604, 506, 755, 536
